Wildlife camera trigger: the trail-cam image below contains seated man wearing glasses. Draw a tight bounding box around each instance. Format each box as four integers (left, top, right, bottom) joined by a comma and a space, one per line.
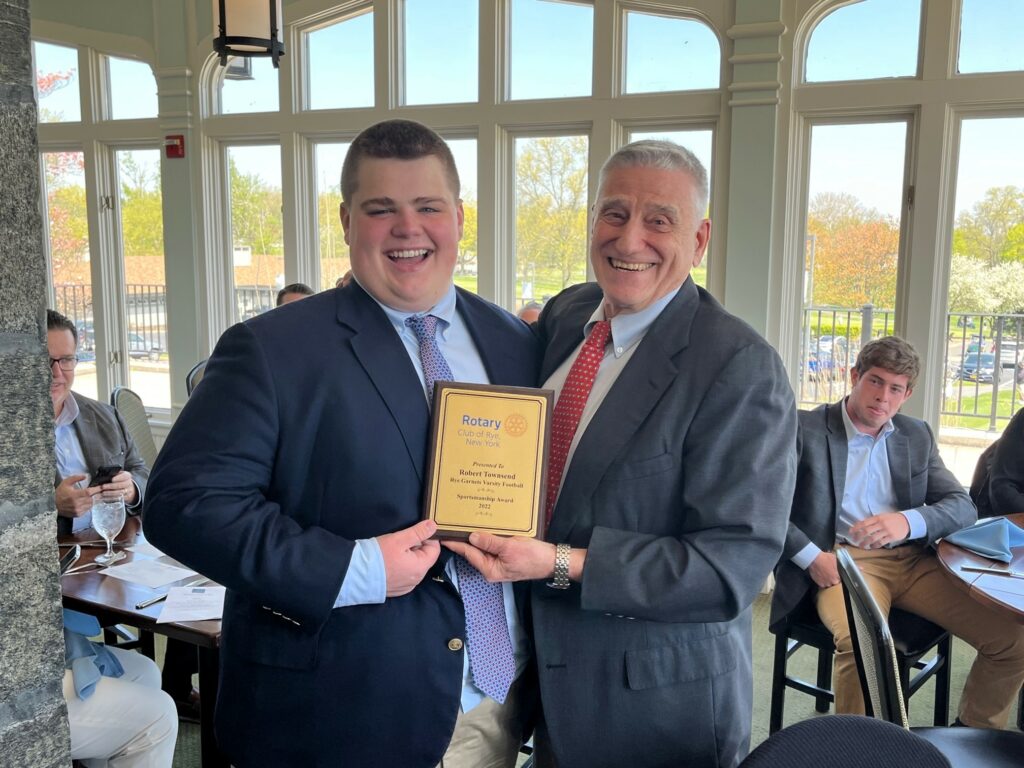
47, 309, 148, 535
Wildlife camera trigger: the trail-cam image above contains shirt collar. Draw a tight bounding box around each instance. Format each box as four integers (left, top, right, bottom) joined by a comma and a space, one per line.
586, 286, 681, 358
54, 391, 79, 429
365, 283, 458, 337
840, 396, 894, 442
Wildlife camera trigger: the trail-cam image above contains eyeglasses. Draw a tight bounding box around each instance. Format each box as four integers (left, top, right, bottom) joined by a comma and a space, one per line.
49, 356, 79, 371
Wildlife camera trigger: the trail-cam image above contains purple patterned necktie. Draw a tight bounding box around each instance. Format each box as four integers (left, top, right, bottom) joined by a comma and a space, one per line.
405, 314, 516, 703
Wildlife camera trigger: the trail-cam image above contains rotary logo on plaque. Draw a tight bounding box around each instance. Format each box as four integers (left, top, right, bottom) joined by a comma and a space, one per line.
504, 413, 528, 437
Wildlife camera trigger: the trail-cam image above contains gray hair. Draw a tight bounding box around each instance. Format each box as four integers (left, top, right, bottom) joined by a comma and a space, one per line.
598, 140, 709, 222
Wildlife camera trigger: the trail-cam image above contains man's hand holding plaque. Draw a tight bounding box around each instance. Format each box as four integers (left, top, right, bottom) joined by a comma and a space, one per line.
423, 382, 552, 540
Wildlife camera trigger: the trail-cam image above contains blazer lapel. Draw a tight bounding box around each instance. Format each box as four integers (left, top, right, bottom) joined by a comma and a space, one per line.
547, 281, 697, 542
72, 395, 107, 472
885, 426, 912, 511
825, 401, 848, 519
338, 284, 430, 482
457, 289, 516, 384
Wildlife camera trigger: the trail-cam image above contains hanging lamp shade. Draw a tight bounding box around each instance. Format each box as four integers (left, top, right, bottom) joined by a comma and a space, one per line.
214, 0, 284, 68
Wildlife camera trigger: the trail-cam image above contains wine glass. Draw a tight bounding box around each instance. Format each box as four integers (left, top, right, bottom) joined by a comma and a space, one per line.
92, 491, 126, 565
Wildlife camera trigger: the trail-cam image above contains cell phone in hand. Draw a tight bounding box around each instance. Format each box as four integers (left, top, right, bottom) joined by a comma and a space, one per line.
89, 465, 123, 487
59, 544, 81, 574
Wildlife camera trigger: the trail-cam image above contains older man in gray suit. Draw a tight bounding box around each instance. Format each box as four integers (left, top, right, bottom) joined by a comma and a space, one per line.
771, 336, 1024, 728
448, 140, 798, 767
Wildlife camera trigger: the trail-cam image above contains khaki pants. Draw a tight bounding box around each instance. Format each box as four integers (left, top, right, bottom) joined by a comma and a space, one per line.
437, 674, 531, 768
815, 543, 1024, 728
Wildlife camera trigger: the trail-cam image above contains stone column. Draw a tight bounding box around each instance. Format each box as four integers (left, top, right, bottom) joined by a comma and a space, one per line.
0, 0, 73, 765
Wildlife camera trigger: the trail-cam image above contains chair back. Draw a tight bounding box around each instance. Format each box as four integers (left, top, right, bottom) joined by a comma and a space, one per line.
110, 386, 158, 468
740, 715, 950, 767
186, 359, 207, 397
835, 549, 910, 727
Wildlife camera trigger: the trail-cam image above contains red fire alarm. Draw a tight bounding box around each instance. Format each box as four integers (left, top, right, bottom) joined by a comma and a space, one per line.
164, 135, 185, 159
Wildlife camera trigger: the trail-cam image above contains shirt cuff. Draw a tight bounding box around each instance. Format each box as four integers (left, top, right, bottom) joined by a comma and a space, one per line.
792, 542, 823, 570
334, 538, 387, 607
127, 480, 143, 511
901, 509, 927, 541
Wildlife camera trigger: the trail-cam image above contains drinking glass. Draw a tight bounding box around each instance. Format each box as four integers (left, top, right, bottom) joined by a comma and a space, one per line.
92, 491, 126, 565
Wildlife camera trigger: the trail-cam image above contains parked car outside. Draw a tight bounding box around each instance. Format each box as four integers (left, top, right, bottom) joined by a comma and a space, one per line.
957, 353, 997, 383
127, 332, 161, 361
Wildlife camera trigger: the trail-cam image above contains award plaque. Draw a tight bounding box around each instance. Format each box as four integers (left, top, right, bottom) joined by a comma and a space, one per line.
423, 382, 553, 540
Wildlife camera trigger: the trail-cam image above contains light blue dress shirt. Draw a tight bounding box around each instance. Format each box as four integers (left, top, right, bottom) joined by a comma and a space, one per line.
54, 395, 93, 533
334, 282, 528, 712
791, 399, 928, 570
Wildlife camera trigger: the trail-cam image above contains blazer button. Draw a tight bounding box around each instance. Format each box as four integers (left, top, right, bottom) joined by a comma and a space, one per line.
448, 638, 464, 652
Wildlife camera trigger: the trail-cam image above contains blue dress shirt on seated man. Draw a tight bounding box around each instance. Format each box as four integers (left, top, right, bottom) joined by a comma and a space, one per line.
143, 119, 538, 768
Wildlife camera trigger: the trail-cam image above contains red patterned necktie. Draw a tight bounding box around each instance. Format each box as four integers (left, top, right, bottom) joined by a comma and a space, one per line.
545, 320, 612, 526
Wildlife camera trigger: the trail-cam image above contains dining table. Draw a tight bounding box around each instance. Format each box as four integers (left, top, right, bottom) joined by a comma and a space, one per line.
59, 516, 227, 767
936, 512, 1024, 729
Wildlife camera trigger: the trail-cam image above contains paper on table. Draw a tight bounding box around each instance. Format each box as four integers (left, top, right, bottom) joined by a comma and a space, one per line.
100, 559, 197, 588
126, 540, 165, 558
156, 586, 226, 624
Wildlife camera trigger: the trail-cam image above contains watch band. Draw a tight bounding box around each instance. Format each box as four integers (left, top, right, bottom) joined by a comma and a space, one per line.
547, 543, 572, 590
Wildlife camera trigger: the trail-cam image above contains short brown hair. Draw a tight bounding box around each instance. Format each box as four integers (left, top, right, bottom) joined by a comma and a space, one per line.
276, 282, 314, 306
341, 119, 459, 204
855, 336, 920, 389
47, 308, 78, 346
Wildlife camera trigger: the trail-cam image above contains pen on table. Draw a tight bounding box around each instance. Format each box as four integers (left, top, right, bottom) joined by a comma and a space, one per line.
961, 565, 1024, 579
135, 577, 209, 610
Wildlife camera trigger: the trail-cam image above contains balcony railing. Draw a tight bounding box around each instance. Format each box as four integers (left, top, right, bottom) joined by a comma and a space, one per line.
800, 305, 1024, 431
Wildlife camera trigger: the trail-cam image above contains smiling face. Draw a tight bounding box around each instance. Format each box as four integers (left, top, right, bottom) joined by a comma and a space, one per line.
340, 156, 464, 313
48, 328, 77, 417
590, 165, 710, 319
846, 366, 913, 436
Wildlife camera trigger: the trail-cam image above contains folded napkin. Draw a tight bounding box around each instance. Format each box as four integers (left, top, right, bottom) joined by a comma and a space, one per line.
945, 518, 1024, 563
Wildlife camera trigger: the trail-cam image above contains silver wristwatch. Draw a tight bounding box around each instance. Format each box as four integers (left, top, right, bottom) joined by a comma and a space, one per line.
547, 543, 571, 590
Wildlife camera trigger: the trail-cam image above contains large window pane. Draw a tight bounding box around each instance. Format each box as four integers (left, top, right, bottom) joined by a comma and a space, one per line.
306, 11, 374, 110
403, 0, 477, 105
228, 145, 283, 320
218, 56, 279, 114
315, 142, 351, 291
34, 41, 81, 123
514, 135, 589, 311
806, 0, 920, 83
448, 138, 478, 294
509, 0, 592, 100
624, 12, 719, 93
799, 122, 907, 408
958, 0, 1024, 75
107, 56, 158, 120
628, 128, 713, 288
116, 149, 168, 409
942, 117, 1024, 474
43, 150, 96, 400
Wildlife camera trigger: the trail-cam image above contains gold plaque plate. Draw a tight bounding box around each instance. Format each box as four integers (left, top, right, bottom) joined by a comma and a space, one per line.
423, 382, 552, 540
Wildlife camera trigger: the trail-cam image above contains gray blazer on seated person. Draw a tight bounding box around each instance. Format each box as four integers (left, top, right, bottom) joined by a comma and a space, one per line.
55, 392, 150, 536
769, 401, 975, 632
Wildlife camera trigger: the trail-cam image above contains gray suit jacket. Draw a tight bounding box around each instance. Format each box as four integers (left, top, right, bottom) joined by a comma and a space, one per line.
530, 279, 798, 768
55, 392, 150, 536
769, 401, 975, 631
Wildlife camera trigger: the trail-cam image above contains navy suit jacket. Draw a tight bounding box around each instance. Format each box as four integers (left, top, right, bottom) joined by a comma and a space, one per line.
144, 283, 538, 766
530, 280, 797, 768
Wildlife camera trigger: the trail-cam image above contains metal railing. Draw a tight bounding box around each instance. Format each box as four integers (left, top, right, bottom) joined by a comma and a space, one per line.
800, 305, 1024, 431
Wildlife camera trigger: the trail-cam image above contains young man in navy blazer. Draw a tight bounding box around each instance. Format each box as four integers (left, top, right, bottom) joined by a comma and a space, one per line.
144, 120, 537, 767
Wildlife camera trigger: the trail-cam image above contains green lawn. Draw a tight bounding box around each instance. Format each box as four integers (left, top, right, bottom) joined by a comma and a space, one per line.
941, 384, 1023, 430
